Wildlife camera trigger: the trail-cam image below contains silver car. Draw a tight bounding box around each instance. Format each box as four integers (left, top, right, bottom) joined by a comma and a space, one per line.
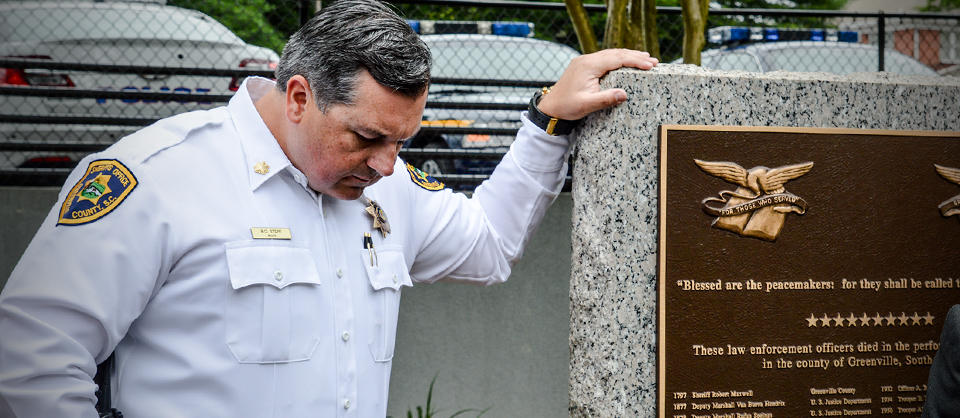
693, 40, 939, 76
0, 1, 279, 170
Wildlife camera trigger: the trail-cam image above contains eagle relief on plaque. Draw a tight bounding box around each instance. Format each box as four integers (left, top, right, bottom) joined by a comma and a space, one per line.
935, 164, 960, 218
695, 160, 813, 241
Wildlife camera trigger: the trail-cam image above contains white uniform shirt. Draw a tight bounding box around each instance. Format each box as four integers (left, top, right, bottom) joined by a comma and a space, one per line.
0, 77, 569, 417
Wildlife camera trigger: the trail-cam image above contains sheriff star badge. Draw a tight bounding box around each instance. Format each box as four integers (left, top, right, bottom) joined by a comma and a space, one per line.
364, 197, 390, 238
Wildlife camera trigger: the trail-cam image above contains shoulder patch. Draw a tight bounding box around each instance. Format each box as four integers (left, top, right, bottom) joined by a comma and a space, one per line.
58, 159, 138, 226
405, 162, 446, 191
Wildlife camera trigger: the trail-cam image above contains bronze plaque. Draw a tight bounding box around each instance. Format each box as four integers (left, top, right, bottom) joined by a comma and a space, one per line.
658, 126, 960, 418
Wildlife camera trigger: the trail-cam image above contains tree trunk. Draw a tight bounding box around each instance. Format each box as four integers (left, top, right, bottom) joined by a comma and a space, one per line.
564, 0, 660, 57
626, 0, 642, 51
564, 0, 599, 54
636, 0, 660, 58
681, 0, 709, 65
603, 0, 629, 49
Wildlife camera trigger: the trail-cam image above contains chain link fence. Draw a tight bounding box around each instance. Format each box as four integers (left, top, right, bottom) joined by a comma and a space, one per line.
1, 0, 957, 188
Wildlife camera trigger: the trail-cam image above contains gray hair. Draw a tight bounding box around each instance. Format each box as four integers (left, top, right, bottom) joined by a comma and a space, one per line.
274, 0, 431, 110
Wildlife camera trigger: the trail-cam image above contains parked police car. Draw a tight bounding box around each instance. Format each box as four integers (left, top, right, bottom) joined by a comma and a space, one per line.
684, 26, 938, 76
404, 21, 580, 178
0, 1, 278, 172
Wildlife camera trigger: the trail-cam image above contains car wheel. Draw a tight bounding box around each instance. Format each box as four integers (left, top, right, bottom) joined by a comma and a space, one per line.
419, 158, 444, 177
416, 140, 453, 177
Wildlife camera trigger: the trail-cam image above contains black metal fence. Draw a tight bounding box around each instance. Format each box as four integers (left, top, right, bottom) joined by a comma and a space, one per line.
1, 0, 957, 189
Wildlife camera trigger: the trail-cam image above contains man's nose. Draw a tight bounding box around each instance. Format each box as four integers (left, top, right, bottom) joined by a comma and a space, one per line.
367, 143, 398, 177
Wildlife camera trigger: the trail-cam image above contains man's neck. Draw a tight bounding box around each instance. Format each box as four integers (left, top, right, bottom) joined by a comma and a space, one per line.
254, 88, 287, 152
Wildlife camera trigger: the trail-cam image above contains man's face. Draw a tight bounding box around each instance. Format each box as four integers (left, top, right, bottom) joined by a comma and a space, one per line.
284, 70, 426, 200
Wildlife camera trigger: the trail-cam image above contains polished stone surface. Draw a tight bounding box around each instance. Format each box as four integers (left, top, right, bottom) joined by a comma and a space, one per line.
568, 65, 960, 416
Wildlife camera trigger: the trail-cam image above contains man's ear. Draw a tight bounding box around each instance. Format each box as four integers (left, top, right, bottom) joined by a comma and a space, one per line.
285, 75, 312, 123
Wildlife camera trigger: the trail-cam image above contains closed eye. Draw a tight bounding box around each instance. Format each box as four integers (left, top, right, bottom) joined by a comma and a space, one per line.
354, 130, 378, 142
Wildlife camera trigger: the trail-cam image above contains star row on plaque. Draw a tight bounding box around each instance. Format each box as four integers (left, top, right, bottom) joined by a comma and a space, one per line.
805, 312, 935, 327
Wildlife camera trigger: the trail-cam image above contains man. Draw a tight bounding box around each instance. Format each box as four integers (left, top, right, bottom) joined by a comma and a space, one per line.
0, 0, 657, 416
922, 304, 960, 417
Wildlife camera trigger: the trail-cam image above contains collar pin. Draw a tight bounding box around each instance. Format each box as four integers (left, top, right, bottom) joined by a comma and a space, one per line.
254, 161, 270, 175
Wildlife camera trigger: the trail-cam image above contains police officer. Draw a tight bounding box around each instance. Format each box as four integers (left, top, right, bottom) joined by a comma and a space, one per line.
0, 0, 658, 416
922, 304, 960, 418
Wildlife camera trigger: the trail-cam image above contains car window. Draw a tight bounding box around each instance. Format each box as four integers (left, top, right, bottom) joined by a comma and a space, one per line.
882, 51, 940, 76
711, 51, 762, 72
763, 46, 872, 73
0, 5, 243, 44
761, 46, 937, 76
426, 38, 578, 80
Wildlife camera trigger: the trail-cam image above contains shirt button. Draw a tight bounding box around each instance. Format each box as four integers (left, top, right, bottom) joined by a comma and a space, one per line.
273, 271, 283, 281
336, 268, 344, 278
392, 274, 398, 284
343, 399, 351, 409
341, 332, 350, 342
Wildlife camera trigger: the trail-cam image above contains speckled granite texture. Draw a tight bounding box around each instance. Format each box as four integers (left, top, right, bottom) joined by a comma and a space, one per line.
568, 65, 960, 417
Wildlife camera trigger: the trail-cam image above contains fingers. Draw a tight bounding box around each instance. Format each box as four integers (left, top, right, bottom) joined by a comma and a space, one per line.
536, 48, 656, 121
579, 88, 628, 116
586, 49, 658, 75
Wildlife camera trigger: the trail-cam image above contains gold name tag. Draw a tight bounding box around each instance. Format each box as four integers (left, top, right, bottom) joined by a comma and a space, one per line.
250, 227, 292, 240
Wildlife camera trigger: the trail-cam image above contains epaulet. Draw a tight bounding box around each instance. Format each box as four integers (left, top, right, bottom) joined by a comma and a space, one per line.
108, 107, 229, 164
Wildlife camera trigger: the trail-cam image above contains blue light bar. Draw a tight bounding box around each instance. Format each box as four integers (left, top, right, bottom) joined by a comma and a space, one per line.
729, 27, 750, 42
407, 20, 534, 37
764, 28, 779, 41
434, 21, 480, 35
708, 26, 858, 45
492, 22, 532, 37
838, 31, 858, 42
826, 29, 838, 42
708, 27, 724, 44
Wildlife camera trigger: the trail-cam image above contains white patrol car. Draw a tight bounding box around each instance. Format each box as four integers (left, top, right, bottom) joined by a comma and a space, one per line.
682, 26, 939, 76
405, 21, 580, 179
0, 0, 278, 172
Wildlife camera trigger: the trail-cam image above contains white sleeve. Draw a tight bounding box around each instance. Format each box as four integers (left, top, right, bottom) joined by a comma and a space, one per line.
0, 158, 168, 418
407, 113, 569, 285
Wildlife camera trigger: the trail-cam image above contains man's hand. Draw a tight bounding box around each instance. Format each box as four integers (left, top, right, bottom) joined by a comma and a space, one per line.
536, 48, 658, 121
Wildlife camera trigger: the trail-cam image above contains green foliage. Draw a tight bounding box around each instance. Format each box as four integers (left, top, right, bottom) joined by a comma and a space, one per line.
705, 0, 850, 30
716, 0, 848, 9
169, 0, 289, 53
920, 0, 960, 11
391, 374, 490, 418
263, 0, 313, 38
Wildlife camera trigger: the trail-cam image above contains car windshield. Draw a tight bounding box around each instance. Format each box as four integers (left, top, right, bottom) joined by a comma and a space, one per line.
702, 51, 762, 72
761, 46, 938, 76
426, 38, 579, 81
0, 5, 243, 44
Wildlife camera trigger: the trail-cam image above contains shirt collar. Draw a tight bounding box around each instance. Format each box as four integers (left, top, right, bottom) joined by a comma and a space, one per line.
228, 76, 303, 191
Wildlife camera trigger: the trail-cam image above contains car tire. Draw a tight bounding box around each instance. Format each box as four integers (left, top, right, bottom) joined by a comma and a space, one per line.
415, 140, 453, 177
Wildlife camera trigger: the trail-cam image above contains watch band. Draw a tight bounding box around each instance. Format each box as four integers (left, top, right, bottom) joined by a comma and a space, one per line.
527, 89, 582, 136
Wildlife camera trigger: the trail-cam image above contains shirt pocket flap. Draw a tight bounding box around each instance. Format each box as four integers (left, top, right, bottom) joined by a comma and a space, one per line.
360, 249, 412, 291
226, 245, 321, 290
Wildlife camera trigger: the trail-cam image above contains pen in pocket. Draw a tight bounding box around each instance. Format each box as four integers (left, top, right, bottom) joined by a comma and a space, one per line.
363, 232, 378, 267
